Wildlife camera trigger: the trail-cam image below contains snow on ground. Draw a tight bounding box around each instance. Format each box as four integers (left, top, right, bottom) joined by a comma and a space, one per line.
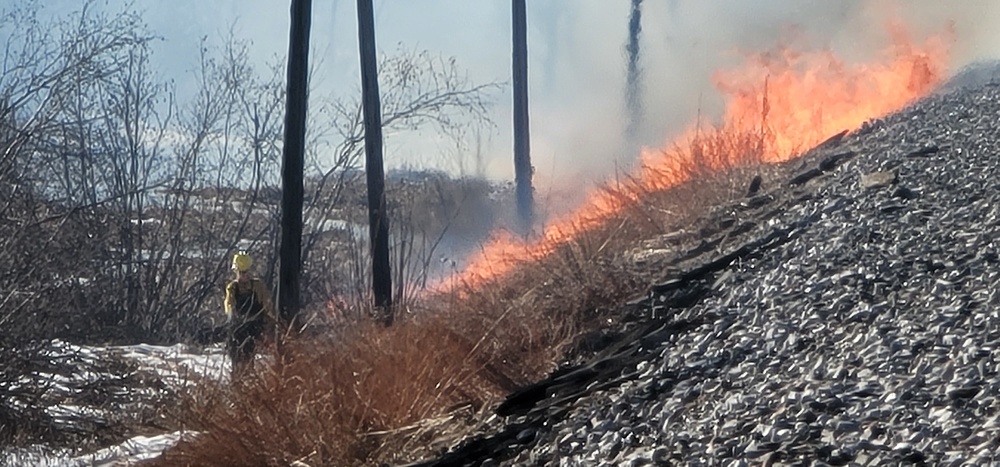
107, 342, 230, 386
5, 432, 191, 467
3, 341, 228, 466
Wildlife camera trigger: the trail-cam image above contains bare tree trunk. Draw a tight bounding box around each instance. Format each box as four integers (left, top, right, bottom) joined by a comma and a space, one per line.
512, 0, 533, 236
278, 0, 311, 330
357, 0, 392, 324
625, 0, 644, 151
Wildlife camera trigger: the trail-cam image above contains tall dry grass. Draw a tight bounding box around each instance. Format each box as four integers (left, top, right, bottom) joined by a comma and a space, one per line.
155, 124, 791, 466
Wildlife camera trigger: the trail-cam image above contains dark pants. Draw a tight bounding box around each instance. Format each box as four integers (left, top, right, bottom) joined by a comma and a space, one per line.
228, 315, 264, 378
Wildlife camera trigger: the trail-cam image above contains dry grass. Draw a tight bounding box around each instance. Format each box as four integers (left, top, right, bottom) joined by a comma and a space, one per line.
159, 317, 504, 465
153, 125, 792, 466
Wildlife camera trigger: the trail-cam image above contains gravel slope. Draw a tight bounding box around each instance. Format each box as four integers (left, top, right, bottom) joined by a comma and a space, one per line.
411, 80, 1000, 467
506, 81, 1000, 466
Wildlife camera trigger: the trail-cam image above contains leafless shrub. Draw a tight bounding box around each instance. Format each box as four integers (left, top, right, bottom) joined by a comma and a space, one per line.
299, 48, 501, 311
0, 4, 162, 450
1, 0, 506, 457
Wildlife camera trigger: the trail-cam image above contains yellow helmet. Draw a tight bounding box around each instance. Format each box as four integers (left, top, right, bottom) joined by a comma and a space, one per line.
232, 251, 252, 272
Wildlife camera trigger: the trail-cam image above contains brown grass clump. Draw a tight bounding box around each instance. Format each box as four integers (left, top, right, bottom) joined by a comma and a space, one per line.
154, 125, 791, 466
160, 316, 505, 465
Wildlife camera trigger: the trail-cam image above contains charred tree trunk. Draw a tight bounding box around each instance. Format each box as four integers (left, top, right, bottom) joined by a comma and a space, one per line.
278, 0, 311, 330
512, 0, 533, 236
357, 0, 393, 323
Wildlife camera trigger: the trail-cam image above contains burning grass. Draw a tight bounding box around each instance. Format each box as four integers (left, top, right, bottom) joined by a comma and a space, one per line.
155, 17, 951, 466
154, 127, 785, 467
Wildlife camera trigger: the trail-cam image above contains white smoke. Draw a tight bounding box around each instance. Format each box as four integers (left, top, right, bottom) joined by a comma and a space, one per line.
524, 0, 998, 213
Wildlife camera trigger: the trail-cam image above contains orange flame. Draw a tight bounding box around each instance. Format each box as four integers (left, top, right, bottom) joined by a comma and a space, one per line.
439, 19, 953, 292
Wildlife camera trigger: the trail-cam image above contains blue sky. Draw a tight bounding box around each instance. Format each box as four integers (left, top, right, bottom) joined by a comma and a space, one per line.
12, 1, 1000, 187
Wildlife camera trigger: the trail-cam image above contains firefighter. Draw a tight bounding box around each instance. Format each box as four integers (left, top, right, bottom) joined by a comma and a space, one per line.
224, 251, 276, 378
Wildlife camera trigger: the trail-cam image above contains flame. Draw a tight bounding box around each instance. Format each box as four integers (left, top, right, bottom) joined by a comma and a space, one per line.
438, 19, 953, 292
707, 19, 953, 163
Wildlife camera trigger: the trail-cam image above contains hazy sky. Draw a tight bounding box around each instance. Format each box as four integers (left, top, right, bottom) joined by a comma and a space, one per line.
16, 1, 1000, 188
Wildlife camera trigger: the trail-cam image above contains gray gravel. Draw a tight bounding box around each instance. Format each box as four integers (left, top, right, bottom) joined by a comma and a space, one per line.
503, 82, 1000, 466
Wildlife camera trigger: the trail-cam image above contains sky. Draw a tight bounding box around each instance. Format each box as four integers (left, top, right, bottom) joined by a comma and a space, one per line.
12, 1, 1000, 190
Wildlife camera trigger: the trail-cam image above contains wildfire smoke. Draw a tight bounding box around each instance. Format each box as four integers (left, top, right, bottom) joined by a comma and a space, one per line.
440, 17, 953, 292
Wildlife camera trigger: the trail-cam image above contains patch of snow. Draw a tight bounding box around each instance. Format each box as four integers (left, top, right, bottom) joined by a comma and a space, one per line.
2, 341, 230, 465
129, 218, 161, 226
73, 432, 190, 467
3, 431, 191, 467
107, 342, 229, 387
310, 218, 367, 237
44, 404, 109, 427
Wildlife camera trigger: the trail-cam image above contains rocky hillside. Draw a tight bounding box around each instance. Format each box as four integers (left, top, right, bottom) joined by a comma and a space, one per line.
414, 79, 1000, 465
